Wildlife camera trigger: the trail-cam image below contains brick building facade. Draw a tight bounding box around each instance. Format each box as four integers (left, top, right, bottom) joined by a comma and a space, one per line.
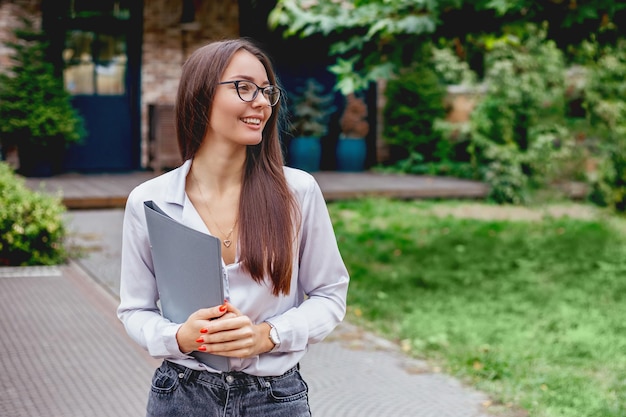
0, 0, 241, 170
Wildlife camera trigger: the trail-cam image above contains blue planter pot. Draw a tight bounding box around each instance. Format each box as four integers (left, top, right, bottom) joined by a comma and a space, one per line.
336, 137, 366, 172
288, 136, 321, 172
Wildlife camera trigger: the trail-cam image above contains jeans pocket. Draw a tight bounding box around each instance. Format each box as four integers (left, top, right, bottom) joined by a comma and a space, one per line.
266, 370, 309, 403
150, 363, 180, 395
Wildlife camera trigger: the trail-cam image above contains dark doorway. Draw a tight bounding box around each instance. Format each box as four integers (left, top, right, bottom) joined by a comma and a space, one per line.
43, 0, 142, 172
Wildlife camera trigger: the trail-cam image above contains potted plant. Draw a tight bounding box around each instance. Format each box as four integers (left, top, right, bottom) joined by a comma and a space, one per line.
0, 17, 86, 177
336, 93, 369, 171
287, 78, 335, 172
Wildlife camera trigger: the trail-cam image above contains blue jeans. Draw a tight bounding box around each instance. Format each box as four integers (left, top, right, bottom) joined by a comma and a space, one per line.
146, 361, 312, 417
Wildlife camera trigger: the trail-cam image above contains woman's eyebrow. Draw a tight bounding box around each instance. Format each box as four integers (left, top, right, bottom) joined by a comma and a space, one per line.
225, 74, 270, 85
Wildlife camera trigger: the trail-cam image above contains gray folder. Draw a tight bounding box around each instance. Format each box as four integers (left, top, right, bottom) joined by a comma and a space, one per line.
143, 200, 230, 372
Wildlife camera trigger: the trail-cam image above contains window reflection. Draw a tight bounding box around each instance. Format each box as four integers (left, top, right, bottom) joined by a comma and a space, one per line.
63, 31, 126, 95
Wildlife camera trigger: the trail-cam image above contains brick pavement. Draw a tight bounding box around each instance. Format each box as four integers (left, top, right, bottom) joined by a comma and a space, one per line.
0, 264, 159, 417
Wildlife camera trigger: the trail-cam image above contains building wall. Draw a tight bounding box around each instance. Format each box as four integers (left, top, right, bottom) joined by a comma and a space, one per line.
0, 1, 41, 70
141, 1, 239, 165
142, 1, 240, 105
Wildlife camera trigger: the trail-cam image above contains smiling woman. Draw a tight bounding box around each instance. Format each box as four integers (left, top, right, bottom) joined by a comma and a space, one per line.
117, 38, 349, 417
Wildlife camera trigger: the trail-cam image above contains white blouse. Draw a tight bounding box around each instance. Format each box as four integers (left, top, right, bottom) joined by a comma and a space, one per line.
117, 159, 349, 376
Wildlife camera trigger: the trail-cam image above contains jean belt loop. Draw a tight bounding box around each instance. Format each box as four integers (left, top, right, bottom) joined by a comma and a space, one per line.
256, 375, 270, 390
181, 365, 197, 383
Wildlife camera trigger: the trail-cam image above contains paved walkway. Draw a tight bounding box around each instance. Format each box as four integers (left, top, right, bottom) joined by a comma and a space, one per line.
24, 170, 490, 209
1, 170, 499, 416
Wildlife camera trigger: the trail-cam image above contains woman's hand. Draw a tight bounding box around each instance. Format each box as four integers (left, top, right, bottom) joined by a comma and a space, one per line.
175, 302, 230, 354
178, 302, 275, 358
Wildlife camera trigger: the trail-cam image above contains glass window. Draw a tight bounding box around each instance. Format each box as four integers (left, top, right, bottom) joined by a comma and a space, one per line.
63, 31, 127, 95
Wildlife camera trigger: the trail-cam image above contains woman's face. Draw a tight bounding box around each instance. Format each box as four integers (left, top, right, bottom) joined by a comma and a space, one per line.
207, 50, 274, 148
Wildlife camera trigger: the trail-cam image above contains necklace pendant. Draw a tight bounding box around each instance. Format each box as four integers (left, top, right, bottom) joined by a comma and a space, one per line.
223, 239, 232, 248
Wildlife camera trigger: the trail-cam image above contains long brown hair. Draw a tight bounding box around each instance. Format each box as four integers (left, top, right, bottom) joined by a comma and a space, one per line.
176, 38, 299, 296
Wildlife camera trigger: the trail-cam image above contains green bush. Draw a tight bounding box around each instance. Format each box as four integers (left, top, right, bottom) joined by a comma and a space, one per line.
582, 39, 626, 213
381, 43, 479, 178
382, 59, 447, 165
431, 45, 477, 86
0, 162, 69, 266
0, 17, 86, 150
468, 23, 572, 204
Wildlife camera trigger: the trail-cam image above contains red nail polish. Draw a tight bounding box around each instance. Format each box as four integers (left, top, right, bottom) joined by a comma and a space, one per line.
200, 328, 208, 334
198, 345, 206, 352
219, 305, 227, 313
195, 337, 204, 343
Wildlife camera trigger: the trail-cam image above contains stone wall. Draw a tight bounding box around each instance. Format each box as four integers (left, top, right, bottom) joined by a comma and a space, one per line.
0, 1, 41, 70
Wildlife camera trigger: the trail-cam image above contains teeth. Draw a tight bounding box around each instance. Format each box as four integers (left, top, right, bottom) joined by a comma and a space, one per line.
242, 117, 261, 125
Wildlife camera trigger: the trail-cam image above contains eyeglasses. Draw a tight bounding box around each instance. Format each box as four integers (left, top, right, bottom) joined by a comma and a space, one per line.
218, 80, 281, 106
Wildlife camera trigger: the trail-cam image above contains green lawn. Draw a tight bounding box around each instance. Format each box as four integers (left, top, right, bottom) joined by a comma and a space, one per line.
328, 199, 626, 417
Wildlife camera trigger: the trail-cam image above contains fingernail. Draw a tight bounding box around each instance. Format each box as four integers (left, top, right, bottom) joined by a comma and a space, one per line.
198, 345, 206, 352
219, 305, 227, 312
224, 299, 228, 304
195, 337, 204, 343
200, 328, 208, 334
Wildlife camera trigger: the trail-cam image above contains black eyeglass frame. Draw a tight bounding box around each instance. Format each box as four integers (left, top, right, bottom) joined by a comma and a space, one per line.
218, 80, 281, 107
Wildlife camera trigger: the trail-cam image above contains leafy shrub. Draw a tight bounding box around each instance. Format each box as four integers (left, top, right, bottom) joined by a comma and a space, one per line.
0, 17, 86, 150
382, 60, 447, 165
381, 43, 480, 177
0, 162, 69, 265
468, 23, 572, 203
582, 39, 626, 212
431, 45, 477, 86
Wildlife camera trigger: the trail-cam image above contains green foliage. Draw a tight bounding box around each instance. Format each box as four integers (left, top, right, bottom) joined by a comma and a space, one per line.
0, 162, 68, 266
468, 24, 572, 204
269, 0, 446, 94
431, 46, 478, 86
287, 78, 335, 138
582, 39, 626, 212
382, 61, 447, 164
329, 198, 626, 417
0, 17, 86, 149
268, 0, 626, 95
378, 43, 481, 177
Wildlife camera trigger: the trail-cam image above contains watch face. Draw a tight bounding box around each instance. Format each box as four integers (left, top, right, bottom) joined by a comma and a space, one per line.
270, 327, 280, 344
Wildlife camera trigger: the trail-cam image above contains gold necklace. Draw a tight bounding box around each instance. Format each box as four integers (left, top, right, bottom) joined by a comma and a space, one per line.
190, 170, 238, 248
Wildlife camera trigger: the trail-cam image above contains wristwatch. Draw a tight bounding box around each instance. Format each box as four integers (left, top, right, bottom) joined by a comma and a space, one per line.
266, 321, 281, 352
